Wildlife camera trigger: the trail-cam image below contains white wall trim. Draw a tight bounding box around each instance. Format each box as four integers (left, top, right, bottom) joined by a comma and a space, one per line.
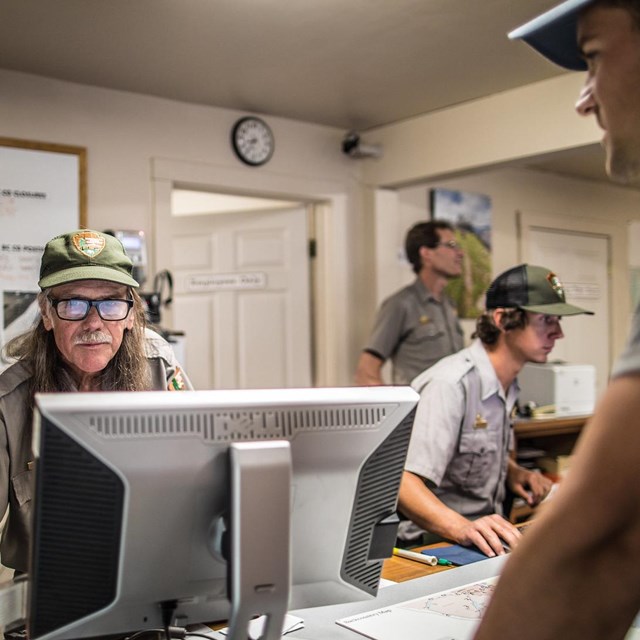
151, 157, 351, 387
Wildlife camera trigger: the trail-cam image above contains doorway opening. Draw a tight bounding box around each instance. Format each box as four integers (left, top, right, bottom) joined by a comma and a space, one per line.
157, 186, 318, 391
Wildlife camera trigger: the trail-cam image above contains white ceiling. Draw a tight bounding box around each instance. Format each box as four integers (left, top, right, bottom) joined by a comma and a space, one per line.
0, 0, 615, 186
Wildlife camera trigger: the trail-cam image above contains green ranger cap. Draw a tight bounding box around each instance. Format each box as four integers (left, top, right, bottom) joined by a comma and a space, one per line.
38, 229, 139, 289
486, 264, 593, 316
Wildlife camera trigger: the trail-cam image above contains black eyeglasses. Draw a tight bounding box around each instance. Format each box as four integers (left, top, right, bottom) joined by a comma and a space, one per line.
434, 240, 461, 250
48, 298, 134, 321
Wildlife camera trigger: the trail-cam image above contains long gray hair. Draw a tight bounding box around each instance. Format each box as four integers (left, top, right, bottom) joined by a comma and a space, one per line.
4, 288, 152, 397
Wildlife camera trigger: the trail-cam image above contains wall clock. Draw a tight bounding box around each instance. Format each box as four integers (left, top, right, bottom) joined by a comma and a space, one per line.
231, 116, 275, 166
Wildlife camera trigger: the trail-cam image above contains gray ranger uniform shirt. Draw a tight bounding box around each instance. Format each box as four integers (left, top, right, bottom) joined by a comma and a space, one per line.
0, 328, 193, 573
364, 279, 464, 385
398, 339, 517, 543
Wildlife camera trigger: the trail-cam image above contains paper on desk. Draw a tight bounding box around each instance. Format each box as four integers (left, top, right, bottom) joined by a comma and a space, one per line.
218, 613, 304, 638
337, 577, 640, 640
185, 624, 225, 639
378, 578, 396, 589
336, 577, 499, 640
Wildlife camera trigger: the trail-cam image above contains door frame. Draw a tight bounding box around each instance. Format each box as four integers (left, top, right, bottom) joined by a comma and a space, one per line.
151, 157, 350, 387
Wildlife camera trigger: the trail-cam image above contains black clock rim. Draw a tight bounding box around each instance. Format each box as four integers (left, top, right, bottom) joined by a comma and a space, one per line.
231, 116, 275, 167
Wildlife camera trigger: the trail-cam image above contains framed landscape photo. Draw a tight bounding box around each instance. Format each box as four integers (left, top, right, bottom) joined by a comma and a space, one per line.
0, 137, 87, 368
430, 187, 492, 319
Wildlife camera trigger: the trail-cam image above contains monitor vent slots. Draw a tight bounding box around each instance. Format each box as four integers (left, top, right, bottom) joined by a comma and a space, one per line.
341, 407, 416, 593
88, 405, 391, 441
30, 419, 124, 638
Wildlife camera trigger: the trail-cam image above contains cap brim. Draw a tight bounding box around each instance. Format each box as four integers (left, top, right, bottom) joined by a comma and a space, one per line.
520, 302, 594, 316
39, 265, 139, 289
509, 0, 594, 71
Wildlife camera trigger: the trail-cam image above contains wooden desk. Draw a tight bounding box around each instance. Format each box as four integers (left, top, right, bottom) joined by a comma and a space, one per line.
382, 543, 455, 583
514, 413, 591, 439
511, 413, 591, 521
383, 520, 533, 583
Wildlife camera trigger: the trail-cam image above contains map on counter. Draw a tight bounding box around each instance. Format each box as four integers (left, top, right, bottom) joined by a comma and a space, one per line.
337, 577, 640, 640
336, 578, 498, 640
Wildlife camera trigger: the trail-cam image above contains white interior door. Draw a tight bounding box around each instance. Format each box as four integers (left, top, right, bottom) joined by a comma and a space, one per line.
157, 201, 312, 390
525, 227, 610, 399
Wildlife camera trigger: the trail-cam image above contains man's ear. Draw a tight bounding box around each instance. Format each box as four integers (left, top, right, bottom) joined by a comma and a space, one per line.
491, 308, 506, 331
418, 245, 431, 267
125, 309, 135, 331
40, 298, 54, 332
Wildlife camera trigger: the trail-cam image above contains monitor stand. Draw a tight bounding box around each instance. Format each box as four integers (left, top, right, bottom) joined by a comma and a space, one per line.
226, 441, 292, 640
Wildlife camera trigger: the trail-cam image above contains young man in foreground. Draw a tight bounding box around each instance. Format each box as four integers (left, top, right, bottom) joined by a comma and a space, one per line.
475, 2, 640, 638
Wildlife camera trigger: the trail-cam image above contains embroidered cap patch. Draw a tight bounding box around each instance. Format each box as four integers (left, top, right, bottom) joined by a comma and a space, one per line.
546, 271, 565, 301
72, 231, 106, 259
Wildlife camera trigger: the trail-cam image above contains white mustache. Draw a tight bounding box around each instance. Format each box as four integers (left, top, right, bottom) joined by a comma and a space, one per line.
74, 331, 113, 345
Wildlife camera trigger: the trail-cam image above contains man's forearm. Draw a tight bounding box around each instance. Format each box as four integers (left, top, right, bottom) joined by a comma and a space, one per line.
398, 471, 470, 541
354, 351, 385, 385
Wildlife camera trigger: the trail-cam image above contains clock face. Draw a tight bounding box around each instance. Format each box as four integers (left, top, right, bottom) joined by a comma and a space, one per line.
231, 117, 275, 166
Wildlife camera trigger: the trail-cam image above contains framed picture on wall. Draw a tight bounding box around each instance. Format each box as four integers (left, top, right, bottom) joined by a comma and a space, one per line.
0, 137, 87, 369
429, 187, 492, 319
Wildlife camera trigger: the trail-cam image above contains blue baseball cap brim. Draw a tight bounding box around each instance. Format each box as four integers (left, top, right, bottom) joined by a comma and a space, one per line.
509, 0, 595, 71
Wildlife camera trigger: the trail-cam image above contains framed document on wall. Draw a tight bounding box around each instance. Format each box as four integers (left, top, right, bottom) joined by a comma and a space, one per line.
0, 137, 87, 369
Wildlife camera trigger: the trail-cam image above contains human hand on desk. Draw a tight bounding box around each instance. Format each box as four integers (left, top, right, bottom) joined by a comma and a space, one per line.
398, 470, 522, 559
453, 513, 522, 558
507, 461, 553, 507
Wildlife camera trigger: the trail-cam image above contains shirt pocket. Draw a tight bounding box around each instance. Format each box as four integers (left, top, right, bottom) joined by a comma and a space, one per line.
406, 322, 443, 344
11, 467, 33, 507
447, 431, 499, 490
405, 323, 451, 363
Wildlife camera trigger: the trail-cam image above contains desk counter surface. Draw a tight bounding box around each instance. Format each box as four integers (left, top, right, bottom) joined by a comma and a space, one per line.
381, 542, 455, 583
289, 553, 508, 639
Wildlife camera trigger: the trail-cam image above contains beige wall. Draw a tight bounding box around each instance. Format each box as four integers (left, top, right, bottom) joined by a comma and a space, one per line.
2, 68, 638, 385
0, 70, 356, 241
0, 69, 364, 385
361, 74, 600, 188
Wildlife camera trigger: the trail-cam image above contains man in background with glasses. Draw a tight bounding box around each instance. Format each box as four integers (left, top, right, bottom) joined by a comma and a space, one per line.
355, 220, 465, 386
0, 229, 192, 576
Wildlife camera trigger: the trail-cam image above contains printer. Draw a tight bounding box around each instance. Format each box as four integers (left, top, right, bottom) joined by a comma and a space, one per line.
517, 362, 596, 416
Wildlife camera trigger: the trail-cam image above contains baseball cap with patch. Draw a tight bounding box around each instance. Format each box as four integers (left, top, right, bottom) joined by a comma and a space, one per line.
485, 264, 593, 316
38, 229, 139, 289
509, 0, 595, 71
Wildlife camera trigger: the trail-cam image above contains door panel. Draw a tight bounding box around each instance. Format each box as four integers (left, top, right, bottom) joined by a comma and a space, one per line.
238, 291, 287, 388
526, 228, 609, 399
158, 201, 311, 390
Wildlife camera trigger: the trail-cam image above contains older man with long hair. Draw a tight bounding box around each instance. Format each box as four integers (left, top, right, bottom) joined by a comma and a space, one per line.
0, 229, 192, 575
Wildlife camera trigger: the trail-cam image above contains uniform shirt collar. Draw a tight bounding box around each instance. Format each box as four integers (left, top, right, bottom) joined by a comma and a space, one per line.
412, 277, 438, 302
468, 339, 520, 405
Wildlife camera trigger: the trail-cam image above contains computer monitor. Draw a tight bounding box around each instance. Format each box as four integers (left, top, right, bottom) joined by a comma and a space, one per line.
28, 386, 418, 640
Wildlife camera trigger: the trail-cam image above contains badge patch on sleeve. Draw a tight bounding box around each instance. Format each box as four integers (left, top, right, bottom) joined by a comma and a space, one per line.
168, 367, 186, 391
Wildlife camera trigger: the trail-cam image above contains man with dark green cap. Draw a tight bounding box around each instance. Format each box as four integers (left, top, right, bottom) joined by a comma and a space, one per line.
475, 2, 640, 639
397, 264, 592, 556
0, 229, 192, 575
